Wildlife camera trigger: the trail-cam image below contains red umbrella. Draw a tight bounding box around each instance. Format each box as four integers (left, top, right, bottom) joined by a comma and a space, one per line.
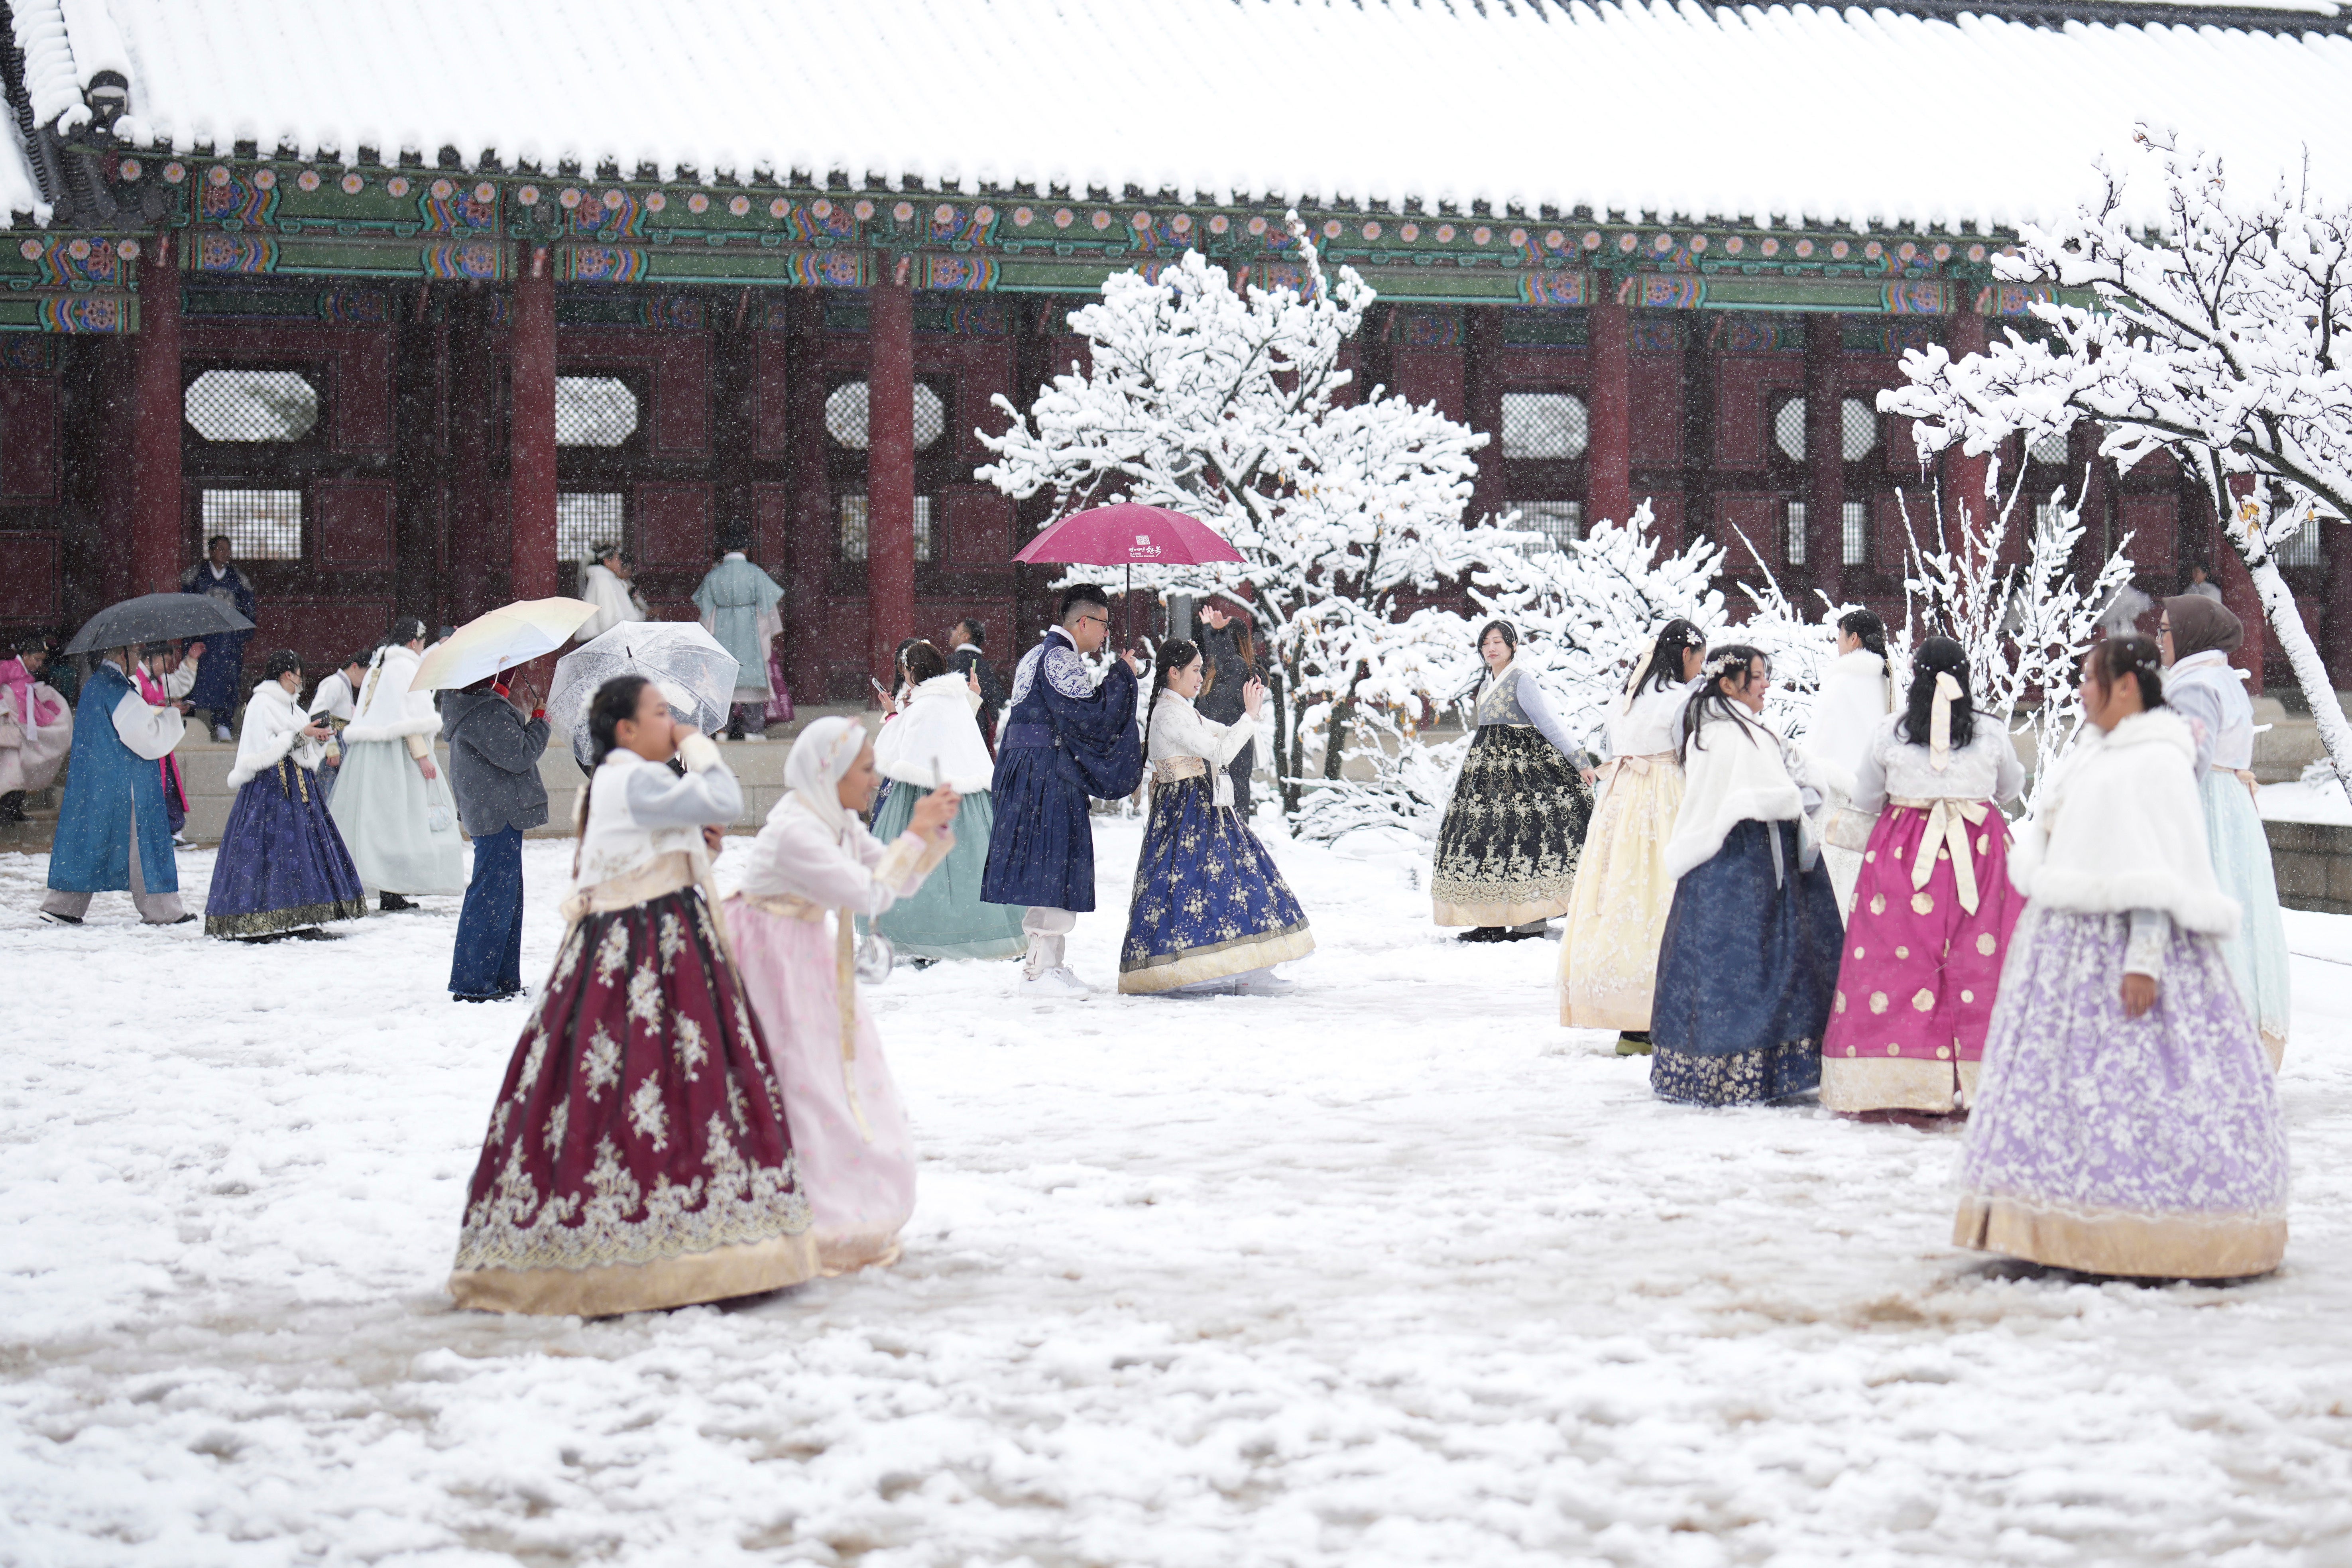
1013, 502, 1245, 644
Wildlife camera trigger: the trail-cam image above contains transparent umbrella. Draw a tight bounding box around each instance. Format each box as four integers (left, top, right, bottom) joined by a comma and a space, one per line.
549, 622, 740, 770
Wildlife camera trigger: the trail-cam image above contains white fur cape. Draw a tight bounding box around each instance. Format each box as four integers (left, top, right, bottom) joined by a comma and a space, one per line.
873, 672, 995, 792
1809, 647, 1892, 780
228, 679, 324, 788
1664, 708, 1852, 881
342, 646, 441, 743
2008, 708, 2238, 936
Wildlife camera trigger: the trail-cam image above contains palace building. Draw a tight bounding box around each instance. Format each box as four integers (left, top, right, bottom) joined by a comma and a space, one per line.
2, 0, 2348, 698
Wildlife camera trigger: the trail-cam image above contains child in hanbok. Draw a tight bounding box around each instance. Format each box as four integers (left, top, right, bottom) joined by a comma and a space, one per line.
332, 620, 465, 910
2160, 596, 2290, 1068
1650, 647, 1847, 1106
1820, 637, 2024, 1114
451, 675, 818, 1315
1958, 637, 2287, 1279
204, 651, 368, 939
867, 641, 1027, 962
725, 716, 960, 1273
1558, 619, 1705, 1050
1431, 620, 1595, 940
1119, 639, 1314, 995
0, 636, 73, 822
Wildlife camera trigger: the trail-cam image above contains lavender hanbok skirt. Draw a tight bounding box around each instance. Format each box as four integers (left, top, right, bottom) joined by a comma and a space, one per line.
1956, 906, 2289, 1279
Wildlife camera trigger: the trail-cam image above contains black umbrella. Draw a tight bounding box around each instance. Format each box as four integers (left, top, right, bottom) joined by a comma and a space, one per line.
62, 592, 255, 655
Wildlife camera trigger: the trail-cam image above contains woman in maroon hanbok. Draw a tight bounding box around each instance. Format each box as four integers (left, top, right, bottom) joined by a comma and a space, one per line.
449, 675, 818, 1315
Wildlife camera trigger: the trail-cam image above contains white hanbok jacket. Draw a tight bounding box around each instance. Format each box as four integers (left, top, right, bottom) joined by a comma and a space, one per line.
576, 563, 649, 642
228, 681, 327, 788
344, 646, 440, 758
874, 673, 993, 792
2009, 709, 2236, 938
1666, 707, 1851, 881
1148, 690, 1253, 807
1809, 648, 1893, 781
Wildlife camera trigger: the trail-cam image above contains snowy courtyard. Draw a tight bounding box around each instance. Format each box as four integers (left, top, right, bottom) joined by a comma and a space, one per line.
5, 818, 2352, 1566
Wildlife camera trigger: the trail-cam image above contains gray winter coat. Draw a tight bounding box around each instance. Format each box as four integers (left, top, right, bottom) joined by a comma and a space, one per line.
439, 689, 551, 837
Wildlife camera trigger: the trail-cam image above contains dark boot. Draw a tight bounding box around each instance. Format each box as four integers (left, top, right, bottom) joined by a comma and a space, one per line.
380, 891, 415, 913
0, 792, 24, 822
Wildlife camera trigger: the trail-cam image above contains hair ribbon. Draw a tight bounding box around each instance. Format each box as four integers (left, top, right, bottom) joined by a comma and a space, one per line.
1928, 671, 1962, 773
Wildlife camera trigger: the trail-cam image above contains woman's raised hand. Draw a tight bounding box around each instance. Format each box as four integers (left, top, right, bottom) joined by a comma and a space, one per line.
1242, 677, 1266, 718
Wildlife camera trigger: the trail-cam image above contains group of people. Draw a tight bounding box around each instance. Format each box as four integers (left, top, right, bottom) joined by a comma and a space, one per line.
1427, 594, 2292, 1281
447, 578, 1315, 1312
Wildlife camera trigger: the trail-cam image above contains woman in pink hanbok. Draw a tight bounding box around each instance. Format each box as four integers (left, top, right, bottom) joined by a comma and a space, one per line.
725, 716, 959, 1274
0, 635, 73, 821
1821, 637, 2026, 1115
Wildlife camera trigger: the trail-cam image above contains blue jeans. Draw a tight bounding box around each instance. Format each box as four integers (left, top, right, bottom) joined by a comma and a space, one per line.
449, 827, 525, 998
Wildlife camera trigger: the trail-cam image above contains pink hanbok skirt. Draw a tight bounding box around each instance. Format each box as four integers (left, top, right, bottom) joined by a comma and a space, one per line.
1821, 799, 2023, 1114
724, 895, 916, 1273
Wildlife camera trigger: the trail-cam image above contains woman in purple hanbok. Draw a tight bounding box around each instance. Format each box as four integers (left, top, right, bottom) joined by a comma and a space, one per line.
1957, 637, 2288, 1279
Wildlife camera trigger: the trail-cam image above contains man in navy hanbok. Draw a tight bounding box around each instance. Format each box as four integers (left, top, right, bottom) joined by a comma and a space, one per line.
981, 585, 1145, 994
181, 535, 257, 741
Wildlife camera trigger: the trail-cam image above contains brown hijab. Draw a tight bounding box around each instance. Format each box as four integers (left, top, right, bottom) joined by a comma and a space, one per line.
2162, 594, 2244, 661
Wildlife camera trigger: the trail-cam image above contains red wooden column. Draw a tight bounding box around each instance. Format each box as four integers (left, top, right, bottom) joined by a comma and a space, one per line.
1586, 289, 1632, 528
1803, 313, 1844, 603
128, 232, 182, 596
1942, 308, 1992, 531
867, 260, 916, 682
509, 244, 558, 606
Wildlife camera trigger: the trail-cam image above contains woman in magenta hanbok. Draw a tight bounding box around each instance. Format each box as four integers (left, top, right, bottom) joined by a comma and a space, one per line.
725, 716, 960, 1274
1821, 637, 2026, 1116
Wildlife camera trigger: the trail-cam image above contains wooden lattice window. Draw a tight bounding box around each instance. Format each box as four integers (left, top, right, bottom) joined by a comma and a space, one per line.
201, 488, 304, 560
185, 370, 320, 443
556, 377, 639, 447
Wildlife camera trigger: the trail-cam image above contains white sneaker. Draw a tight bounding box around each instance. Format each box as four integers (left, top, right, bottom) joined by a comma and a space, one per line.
1233, 972, 1297, 996
212, 724, 232, 743
1021, 964, 1092, 997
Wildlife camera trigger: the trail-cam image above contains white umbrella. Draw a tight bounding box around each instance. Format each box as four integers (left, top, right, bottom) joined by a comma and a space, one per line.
549, 621, 741, 769
413, 598, 599, 690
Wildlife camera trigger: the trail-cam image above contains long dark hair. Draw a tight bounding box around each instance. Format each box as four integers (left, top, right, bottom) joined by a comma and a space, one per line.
2086, 636, 2167, 714
1458, 619, 1520, 701
588, 675, 650, 772
1679, 645, 1770, 762
262, 649, 303, 687
1838, 608, 1888, 661
1147, 637, 1202, 738
1626, 618, 1706, 700
904, 640, 948, 685
1897, 635, 1974, 751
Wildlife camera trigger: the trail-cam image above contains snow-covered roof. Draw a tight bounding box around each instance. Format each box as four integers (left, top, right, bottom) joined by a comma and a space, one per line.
6, 0, 2352, 234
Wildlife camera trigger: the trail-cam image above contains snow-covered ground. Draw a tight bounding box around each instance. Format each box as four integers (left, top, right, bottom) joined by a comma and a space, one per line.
2260, 776, 2352, 826
6, 819, 2352, 1566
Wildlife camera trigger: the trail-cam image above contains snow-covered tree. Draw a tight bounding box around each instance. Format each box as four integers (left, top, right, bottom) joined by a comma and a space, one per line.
1715, 525, 1849, 743
977, 214, 1493, 819
1898, 471, 2136, 810
1880, 125, 2352, 781
1290, 503, 1730, 842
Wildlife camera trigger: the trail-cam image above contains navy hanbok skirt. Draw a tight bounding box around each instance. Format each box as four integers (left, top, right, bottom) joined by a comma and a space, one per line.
1118, 770, 1313, 994
981, 745, 1099, 912
1649, 818, 1843, 1106
204, 759, 368, 939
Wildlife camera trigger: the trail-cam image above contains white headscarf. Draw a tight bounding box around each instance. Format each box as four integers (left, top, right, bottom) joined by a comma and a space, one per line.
783, 716, 869, 837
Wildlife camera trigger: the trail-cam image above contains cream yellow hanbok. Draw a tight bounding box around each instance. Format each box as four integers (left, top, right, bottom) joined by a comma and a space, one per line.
1558, 679, 1692, 1033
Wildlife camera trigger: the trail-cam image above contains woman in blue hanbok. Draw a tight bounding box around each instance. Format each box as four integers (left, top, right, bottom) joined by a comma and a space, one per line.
865, 641, 1028, 962
205, 651, 368, 939
2159, 595, 2290, 1068
1119, 639, 1313, 995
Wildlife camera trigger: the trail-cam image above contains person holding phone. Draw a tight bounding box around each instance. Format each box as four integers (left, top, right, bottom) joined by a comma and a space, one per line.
726, 716, 962, 1273
450, 675, 818, 1314
1118, 638, 1312, 995
980, 584, 1147, 995
204, 651, 367, 939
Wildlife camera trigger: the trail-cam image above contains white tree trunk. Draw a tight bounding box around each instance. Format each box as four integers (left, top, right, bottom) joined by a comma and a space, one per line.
2240, 545, 2352, 785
